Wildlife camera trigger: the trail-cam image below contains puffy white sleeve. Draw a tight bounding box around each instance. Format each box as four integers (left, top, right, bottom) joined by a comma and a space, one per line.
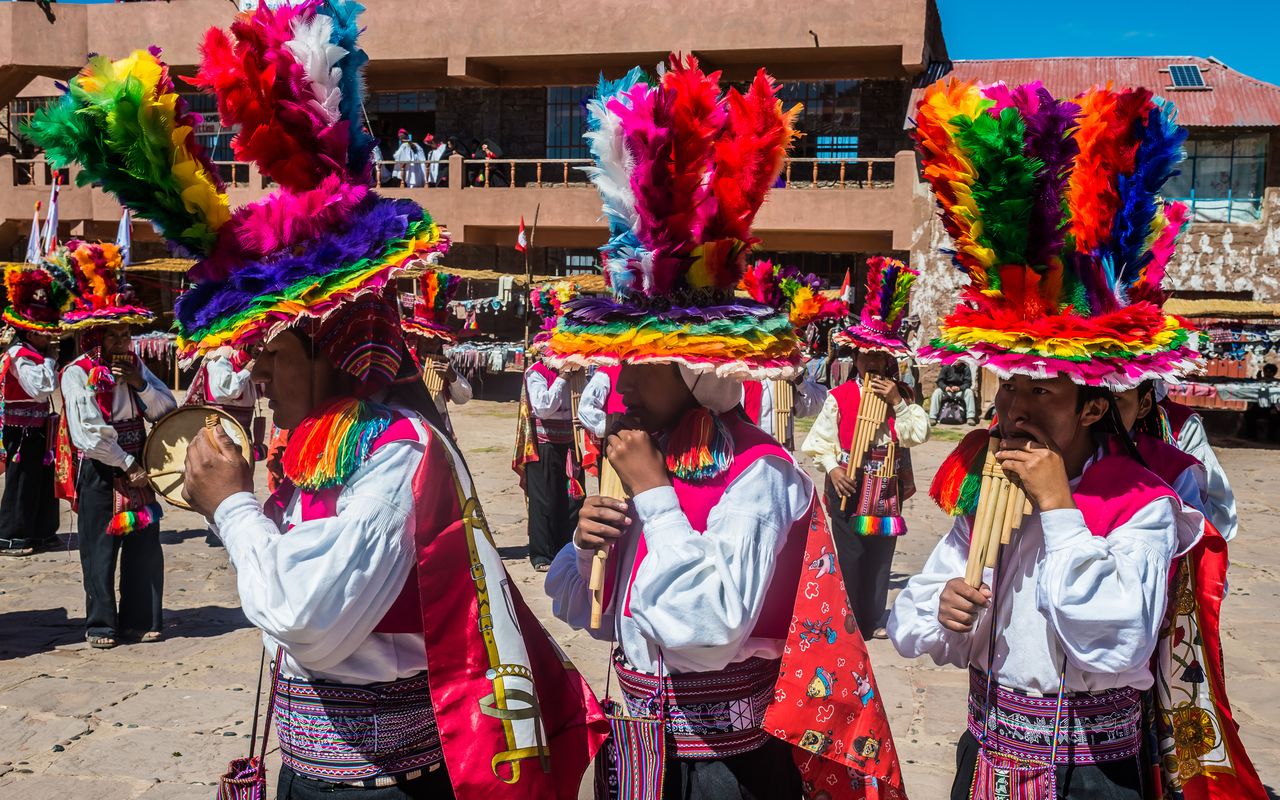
134, 363, 178, 422
892, 400, 931, 448
627, 455, 813, 672
887, 517, 978, 669
800, 394, 842, 474
526, 370, 566, 417
577, 370, 611, 438
212, 439, 423, 672
1036, 499, 1194, 675
446, 372, 473, 406
205, 356, 253, 403
12, 355, 57, 401
62, 363, 132, 470
1178, 416, 1237, 541
545, 540, 617, 641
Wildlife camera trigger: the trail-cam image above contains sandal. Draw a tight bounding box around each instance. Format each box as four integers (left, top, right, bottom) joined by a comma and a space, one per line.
120, 630, 163, 644
87, 635, 117, 650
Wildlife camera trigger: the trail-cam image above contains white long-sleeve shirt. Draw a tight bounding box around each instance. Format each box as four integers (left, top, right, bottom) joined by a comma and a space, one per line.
750, 378, 828, 442
1176, 415, 1237, 541
204, 352, 256, 408
62, 360, 176, 470
888, 481, 1202, 695
578, 369, 611, 438
546, 454, 813, 675
801, 393, 931, 474
212, 414, 444, 685
525, 368, 571, 421
5, 343, 57, 402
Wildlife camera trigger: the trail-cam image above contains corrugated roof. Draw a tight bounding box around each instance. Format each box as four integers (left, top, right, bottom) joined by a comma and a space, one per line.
908, 57, 1280, 128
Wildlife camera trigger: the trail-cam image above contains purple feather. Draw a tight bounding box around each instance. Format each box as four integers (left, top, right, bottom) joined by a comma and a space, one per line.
1009, 85, 1080, 271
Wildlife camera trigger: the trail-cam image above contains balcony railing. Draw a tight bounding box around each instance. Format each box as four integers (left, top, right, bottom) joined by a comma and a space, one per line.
781, 158, 895, 189
460, 158, 593, 189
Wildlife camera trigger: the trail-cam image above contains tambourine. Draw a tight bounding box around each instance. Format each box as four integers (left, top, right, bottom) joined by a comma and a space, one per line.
142, 406, 251, 510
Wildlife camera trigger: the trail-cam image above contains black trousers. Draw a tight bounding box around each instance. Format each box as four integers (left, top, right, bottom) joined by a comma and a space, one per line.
952, 731, 1144, 800
661, 738, 803, 800
76, 458, 163, 638
826, 484, 898, 638
0, 425, 61, 547
279, 764, 454, 799
525, 440, 582, 565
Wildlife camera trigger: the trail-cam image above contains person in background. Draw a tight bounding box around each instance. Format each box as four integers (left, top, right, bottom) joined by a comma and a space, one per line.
1156, 381, 1239, 541
57, 242, 176, 649
399, 268, 469, 439
0, 262, 67, 556
518, 357, 583, 571
930, 360, 977, 426
1242, 362, 1278, 442
185, 346, 259, 547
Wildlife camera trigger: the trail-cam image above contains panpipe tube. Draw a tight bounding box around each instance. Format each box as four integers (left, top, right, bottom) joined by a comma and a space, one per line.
983, 478, 1013, 572
964, 451, 1000, 587
1000, 485, 1028, 546
590, 422, 629, 630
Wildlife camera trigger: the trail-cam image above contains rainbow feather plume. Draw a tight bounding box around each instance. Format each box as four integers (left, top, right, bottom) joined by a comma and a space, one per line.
281, 397, 392, 490
23, 48, 229, 255
929, 428, 991, 516
740, 260, 844, 329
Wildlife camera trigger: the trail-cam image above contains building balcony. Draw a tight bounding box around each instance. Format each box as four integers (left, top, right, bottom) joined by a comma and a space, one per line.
0, 152, 921, 256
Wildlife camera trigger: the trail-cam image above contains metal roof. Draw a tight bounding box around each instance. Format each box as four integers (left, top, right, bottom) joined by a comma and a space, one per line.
908, 56, 1280, 128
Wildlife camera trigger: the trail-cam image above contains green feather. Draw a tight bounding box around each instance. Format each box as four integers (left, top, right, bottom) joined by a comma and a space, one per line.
954, 108, 1042, 274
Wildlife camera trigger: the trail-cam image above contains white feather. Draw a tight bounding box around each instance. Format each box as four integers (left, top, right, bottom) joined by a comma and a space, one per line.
286, 14, 347, 125
583, 98, 637, 234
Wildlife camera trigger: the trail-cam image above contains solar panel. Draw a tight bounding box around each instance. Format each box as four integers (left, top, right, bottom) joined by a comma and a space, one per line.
1170, 64, 1206, 88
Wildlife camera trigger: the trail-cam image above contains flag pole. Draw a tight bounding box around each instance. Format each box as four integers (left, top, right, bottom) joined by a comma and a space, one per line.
523, 203, 541, 350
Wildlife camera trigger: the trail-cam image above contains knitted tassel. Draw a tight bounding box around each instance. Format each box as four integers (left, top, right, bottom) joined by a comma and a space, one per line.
851, 516, 906, 536
929, 428, 991, 516
106, 503, 160, 536
281, 397, 392, 490
664, 407, 733, 482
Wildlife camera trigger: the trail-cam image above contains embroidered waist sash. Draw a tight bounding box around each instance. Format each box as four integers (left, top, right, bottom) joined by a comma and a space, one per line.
614, 652, 779, 759
273, 671, 443, 783
1, 400, 49, 428
967, 669, 1141, 766
532, 415, 574, 445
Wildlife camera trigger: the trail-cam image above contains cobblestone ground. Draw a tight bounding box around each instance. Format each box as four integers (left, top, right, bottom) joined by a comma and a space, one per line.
0, 399, 1275, 798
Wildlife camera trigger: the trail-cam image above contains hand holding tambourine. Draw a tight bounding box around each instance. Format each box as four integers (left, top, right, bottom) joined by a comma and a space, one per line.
183, 422, 254, 519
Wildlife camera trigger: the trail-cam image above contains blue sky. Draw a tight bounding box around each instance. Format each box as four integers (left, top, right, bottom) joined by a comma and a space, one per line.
939, 0, 1280, 86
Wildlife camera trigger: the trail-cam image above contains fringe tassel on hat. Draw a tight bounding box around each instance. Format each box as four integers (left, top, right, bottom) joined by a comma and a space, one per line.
282, 398, 392, 491
665, 407, 733, 482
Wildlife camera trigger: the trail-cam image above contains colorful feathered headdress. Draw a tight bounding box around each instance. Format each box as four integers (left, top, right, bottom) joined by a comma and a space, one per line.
24, 1, 449, 364
739, 260, 845, 331
401, 268, 462, 344
2, 263, 70, 334
542, 55, 804, 378
530, 281, 580, 323
833, 256, 918, 354
915, 80, 1199, 389
48, 241, 154, 331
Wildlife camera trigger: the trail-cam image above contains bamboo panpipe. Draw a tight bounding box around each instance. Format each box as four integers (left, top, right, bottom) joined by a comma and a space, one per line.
841, 374, 889, 511
771, 379, 794, 444
963, 445, 1033, 587
590, 456, 629, 629
422, 357, 446, 397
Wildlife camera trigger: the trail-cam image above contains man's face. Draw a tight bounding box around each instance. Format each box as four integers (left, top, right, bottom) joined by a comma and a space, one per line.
616, 363, 694, 433
855, 350, 891, 378
25, 331, 55, 351
1112, 387, 1154, 432
99, 325, 131, 356
993, 373, 1106, 450
250, 330, 336, 430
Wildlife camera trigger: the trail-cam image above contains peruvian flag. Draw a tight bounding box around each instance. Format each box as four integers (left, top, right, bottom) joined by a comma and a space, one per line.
839, 267, 854, 304
24, 202, 41, 264
515, 215, 528, 253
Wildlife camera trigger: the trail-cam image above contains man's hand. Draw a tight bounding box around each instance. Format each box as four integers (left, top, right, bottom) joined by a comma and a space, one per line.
869, 375, 902, 406
829, 465, 859, 497
124, 462, 150, 489
182, 424, 254, 519
938, 578, 991, 633
427, 358, 457, 383
112, 358, 146, 391
574, 495, 632, 551
995, 422, 1074, 511
606, 426, 669, 496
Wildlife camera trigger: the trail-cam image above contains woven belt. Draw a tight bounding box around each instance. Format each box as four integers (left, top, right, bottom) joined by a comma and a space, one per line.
533, 416, 574, 444
274, 671, 444, 783
967, 669, 1141, 766
614, 654, 780, 759
1, 402, 49, 427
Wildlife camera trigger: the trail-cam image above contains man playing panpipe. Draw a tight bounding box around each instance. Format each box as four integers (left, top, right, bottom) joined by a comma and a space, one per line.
29, 11, 605, 797
801, 257, 929, 640
888, 81, 1264, 799
543, 58, 905, 800
54, 242, 176, 648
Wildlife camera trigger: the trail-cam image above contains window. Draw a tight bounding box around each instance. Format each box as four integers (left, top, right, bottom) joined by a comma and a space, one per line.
367, 91, 437, 113
180, 93, 236, 162
815, 135, 860, 160
5, 97, 56, 150
562, 252, 598, 275
1164, 133, 1267, 222
546, 87, 591, 159
1169, 65, 1207, 89
776, 80, 862, 159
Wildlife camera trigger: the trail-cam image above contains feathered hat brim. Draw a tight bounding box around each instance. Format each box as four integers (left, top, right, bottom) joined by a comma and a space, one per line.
61, 307, 155, 331
921, 302, 1200, 390
542, 296, 803, 379
832, 324, 913, 355
401, 317, 458, 345
175, 195, 448, 359
1, 310, 63, 334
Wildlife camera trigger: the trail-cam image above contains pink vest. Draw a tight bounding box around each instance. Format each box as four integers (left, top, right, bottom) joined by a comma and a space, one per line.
599, 365, 628, 415
528, 361, 557, 385
265, 416, 424, 634
741, 380, 765, 425
1134, 433, 1201, 492
830, 379, 900, 451
1069, 454, 1178, 538
622, 412, 809, 640
1, 346, 48, 426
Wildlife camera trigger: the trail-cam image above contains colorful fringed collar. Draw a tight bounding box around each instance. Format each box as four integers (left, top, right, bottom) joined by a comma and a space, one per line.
664, 407, 734, 482
281, 397, 393, 491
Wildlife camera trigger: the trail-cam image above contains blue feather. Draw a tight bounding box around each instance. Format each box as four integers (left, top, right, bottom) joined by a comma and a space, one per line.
319, 0, 374, 179
1110, 98, 1187, 293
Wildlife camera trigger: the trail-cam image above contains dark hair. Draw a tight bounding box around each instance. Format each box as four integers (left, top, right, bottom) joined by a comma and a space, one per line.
1075, 383, 1146, 466
1132, 380, 1163, 439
